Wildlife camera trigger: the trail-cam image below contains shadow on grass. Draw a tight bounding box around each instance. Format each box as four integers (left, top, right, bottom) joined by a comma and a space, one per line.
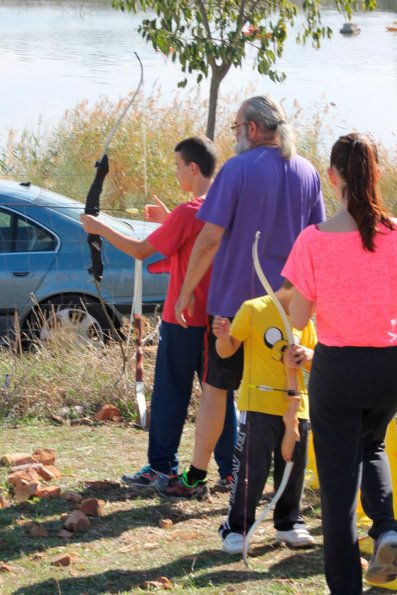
13, 547, 325, 594
0, 492, 228, 564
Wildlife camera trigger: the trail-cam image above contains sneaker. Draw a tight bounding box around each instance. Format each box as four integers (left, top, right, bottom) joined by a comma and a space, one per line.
214, 474, 233, 492
275, 527, 315, 547
121, 465, 173, 489
222, 531, 245, 554
158, 469, 209, 499
366, 531, 397, 584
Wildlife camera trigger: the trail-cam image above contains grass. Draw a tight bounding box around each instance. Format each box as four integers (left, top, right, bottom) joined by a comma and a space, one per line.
0, 422, 391, 595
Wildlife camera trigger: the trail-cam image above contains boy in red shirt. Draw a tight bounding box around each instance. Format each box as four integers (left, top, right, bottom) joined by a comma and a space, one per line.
81, 136, 237, 491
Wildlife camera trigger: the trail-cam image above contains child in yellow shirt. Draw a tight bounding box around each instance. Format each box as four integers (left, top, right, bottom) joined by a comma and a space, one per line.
214, 280, 316, 554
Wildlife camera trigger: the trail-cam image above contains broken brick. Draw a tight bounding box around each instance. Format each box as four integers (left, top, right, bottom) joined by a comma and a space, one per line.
79, 498, 105, 517
32, 448, 56, 466
36, 486, 61, 499
1, 453, 36, 467
63, 510, 91, 533
50, 553, 72, 567
8, 468, 40, 500
61, 491, 82, 504
142, 576, 172, 590
26, 522, 48, 538
0, 562, 15, 573
94, 404, 121, 421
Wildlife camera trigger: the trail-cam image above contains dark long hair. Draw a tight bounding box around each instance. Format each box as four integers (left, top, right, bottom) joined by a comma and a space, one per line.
330, 133, 393, 251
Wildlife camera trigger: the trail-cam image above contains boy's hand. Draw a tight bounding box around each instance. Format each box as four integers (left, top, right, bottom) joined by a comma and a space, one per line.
283, 344, 312, 369
212, 315, 230, 339
144, 195, 170, 224
175, 292, 195, 328
80, 214, 103, 235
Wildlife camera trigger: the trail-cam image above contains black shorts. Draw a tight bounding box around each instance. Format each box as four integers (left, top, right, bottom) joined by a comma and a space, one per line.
202, 315, 244, 391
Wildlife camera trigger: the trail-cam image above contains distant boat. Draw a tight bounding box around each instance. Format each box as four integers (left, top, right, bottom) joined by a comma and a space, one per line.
385, 26, 397, 32
340, 22, 361, 35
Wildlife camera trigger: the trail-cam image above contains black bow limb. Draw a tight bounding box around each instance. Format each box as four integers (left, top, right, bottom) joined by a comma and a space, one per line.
84, 153, 109, 282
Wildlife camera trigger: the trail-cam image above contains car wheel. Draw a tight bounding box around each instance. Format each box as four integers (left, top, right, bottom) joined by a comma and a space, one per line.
26, 294, 119, 348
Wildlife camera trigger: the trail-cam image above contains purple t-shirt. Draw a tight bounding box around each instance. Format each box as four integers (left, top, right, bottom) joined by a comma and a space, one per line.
198, 146, 325, 317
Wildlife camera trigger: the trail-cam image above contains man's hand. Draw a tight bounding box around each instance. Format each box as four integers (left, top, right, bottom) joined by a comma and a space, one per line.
144, 195, 170, 224
175, 292, 195, 328
212, 315, 231, 339
80, 214, 103, 235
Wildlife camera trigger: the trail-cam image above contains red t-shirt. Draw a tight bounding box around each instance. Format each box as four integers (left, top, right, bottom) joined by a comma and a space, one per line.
147, 197, 210, 326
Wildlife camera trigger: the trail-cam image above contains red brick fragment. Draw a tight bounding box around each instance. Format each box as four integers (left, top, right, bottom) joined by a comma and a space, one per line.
8, 469, 40, 500
50, 553, 71, 567
26, 522, 48, 538
2, 453, 36, 467
142, 576, 172, 590
36, 486, 61, 499
63, 510, 91, 533
94, 404, 121, 421
61, 490, 82, 504
0, 562, 15, 573
79, 498, 105, 517
32, 448, 56, 466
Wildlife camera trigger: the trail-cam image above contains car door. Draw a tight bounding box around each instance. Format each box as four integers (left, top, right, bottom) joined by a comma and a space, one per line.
0, 208, 58, 337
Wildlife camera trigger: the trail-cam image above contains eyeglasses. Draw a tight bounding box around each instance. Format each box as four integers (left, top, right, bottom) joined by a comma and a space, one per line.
230, 121, 247, 134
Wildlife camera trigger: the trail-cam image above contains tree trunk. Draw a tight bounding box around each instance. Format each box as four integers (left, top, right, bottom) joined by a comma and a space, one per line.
206, 63, 231, 140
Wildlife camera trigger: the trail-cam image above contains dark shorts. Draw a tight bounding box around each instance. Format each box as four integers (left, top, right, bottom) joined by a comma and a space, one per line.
202, 315, 244, 391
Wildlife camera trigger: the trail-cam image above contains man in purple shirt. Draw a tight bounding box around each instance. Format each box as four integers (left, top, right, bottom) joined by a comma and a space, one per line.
161, 95, 325, 498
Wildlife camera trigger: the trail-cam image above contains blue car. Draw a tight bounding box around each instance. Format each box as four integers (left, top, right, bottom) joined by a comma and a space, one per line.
0, 180, 169, 346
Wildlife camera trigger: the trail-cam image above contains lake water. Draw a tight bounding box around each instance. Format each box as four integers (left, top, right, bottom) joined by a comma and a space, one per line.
0, 0, 396, 150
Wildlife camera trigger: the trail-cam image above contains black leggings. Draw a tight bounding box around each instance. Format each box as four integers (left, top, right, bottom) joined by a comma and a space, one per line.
309, 343, 397, 595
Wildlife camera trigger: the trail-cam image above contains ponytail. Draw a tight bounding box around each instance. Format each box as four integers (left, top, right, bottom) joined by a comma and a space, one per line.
330, 133, 393, 251
277, 120, 296, 160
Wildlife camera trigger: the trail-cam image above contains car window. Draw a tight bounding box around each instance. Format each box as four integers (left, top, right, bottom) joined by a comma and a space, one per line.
0, 209, 57, 253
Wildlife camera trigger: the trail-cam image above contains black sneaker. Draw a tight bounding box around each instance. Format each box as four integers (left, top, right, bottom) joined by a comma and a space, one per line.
121, 465, 174, 489
158, 469, 209, 499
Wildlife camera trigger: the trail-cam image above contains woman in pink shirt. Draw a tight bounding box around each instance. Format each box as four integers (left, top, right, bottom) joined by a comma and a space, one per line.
283, 133, 397, 595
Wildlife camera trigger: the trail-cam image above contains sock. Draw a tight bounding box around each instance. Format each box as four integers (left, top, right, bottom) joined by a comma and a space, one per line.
186, 464, 207, 485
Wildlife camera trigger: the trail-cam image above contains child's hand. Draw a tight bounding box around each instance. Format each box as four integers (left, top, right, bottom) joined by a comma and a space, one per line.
212, 315, 231, 339
80, 214, 104, 235
144, 195, 170, 224
283, 344, 312, 369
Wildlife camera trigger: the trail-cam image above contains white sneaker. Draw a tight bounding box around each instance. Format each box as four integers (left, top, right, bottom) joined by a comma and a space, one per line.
366, 530, 397, 584
275, 527, 315, 547
222, 532, 245, 554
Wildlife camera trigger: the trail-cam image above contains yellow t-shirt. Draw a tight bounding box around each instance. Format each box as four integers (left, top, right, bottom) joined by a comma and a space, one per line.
230, 296, 316, 419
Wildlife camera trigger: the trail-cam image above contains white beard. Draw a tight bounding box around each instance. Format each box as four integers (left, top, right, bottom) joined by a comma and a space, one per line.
234, 129, 252, 154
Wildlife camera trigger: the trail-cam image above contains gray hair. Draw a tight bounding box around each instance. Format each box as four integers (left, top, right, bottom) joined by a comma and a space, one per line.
240, 96, 296, 159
